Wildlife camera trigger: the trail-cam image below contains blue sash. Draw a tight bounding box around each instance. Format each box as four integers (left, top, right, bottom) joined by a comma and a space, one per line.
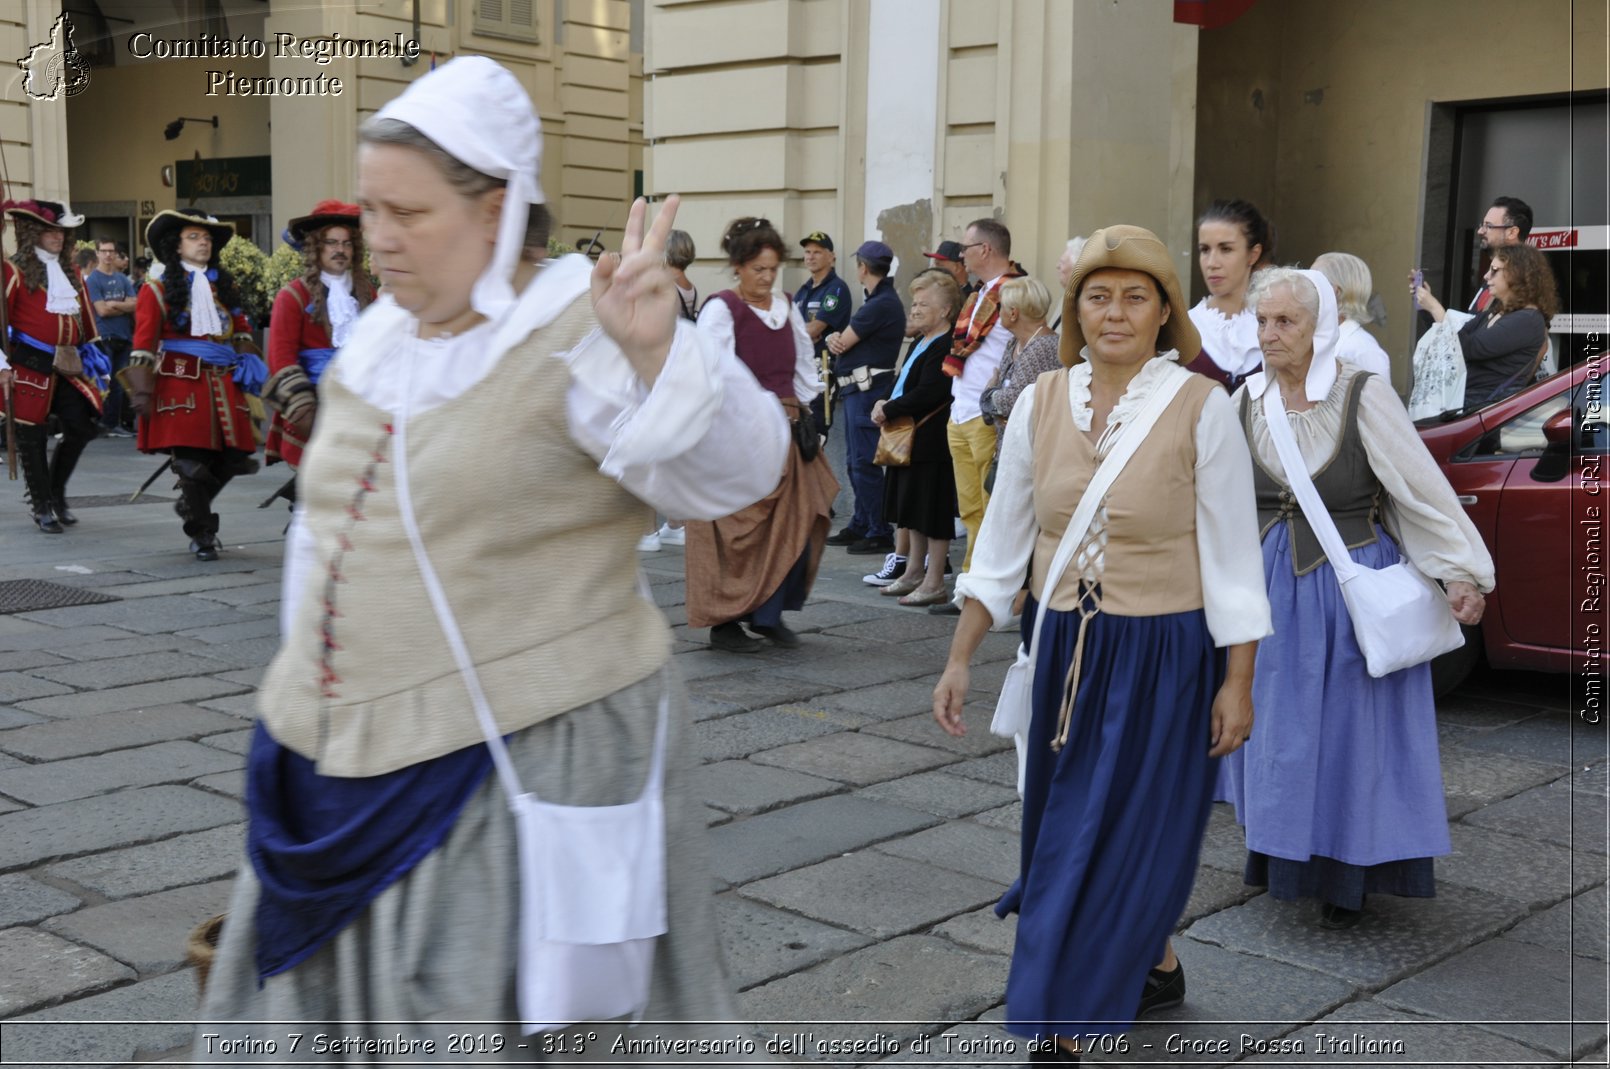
8, 328, 112, 389
163, 337, 267, 395
299, 347, 336, 387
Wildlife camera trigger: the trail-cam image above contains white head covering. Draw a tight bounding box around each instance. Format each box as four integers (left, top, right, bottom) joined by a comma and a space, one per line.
374, 56, 546, 321
35, 248, 80, 315
1245, 268, 1340, 403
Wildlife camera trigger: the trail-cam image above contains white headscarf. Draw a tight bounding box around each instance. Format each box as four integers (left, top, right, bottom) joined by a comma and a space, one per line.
184, 263, 226, 338
374, 56, 546, 321
1244, 268, 1340, 403
322, 271, 359, 347
35, 247, 79, 315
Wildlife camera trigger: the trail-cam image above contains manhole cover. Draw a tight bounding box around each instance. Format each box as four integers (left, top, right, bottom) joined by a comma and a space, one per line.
0, 579, 121, 614
69, 494, 175, 508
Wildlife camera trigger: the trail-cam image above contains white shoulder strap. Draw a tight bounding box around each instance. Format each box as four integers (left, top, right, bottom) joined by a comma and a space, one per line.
1260, 386, 1358, 582
1025, 366, 1192, 656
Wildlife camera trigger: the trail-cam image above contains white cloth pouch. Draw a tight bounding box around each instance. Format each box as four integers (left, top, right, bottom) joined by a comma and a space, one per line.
989, 644, 1032, 796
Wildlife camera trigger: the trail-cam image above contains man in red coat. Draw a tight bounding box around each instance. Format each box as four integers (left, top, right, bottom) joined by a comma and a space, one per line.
0, 199, 107, 533
120, 210, 265, 560
263, 200, 373, 484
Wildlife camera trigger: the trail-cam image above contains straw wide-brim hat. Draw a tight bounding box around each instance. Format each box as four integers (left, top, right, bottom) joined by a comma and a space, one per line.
145, 209, 235, 254
3, 199, 84, 229
287, 200, 362, 245
1058, 224, 1201, 367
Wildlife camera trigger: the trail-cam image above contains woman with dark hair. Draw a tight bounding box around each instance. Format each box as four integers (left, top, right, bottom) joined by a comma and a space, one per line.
1414, 241, 1559, 409
198, 57, 788, 1052
684, 217, 838, 651
123, 209, 264, 559
1187, 198, 1276, 393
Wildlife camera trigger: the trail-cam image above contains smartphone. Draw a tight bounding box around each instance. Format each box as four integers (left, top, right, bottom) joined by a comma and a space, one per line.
1411, 268, 1423, 309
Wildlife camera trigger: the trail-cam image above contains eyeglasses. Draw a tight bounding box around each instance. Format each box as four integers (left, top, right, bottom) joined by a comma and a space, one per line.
1476, 220, 1513, 233
1484, 263, 1506, 276
320, 239, 355, 250
959, 242, 986, 252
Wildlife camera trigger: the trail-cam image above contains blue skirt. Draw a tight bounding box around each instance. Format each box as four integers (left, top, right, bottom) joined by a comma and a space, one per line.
1218, 524, 1449, 905
997, 597, 1223, 1037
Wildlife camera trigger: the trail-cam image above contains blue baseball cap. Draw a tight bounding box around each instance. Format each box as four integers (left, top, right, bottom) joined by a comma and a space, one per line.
854, 240, 894, 264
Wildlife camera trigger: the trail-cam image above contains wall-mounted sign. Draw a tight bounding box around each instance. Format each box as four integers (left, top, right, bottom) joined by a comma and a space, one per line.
175, 156, 271, 199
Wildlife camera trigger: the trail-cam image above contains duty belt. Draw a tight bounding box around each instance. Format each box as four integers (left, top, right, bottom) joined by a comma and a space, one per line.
835, 366, 894, 392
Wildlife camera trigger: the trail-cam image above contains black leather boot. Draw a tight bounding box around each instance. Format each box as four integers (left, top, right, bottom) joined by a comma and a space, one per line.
48, 431, 91, 526
17, 426, 61, 534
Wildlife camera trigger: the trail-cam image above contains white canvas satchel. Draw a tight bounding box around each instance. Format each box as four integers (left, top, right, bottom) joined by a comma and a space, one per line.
393, 379, 666, 1034
990, 367, 1192, 794
1261, 387, 1463, 677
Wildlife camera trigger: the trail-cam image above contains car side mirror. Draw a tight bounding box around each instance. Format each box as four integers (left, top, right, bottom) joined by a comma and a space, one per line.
1541, 409, 1573, 450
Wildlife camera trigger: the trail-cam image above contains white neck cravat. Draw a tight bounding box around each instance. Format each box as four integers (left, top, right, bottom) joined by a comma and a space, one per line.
322, 271, 358, 348
184, 263, 225, 338
36, 248, 79, 315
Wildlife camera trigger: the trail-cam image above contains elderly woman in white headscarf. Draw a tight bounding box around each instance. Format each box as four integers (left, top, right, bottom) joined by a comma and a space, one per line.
1218, 268, 1493, 930
196, 57, 789, 1053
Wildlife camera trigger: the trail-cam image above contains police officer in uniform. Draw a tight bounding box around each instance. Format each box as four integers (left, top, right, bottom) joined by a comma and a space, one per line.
793, 231, 852, 438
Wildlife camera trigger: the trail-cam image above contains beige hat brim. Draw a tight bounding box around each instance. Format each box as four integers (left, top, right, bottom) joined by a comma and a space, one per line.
1058, 224, 1202, 368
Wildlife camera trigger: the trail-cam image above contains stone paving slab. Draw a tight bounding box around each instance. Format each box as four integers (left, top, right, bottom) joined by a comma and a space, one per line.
1452, 713, 1608, 768
788, 598, 899, 633
0, 927, 134, 1016
191, 581, 287, 607
46, 823, 244, 900
1196, 803, 1252, 872
1239, 1000, 1559, 1067
92, 573, 268, 600
1569, 761, 1608, 795
943, 752, 1018, 789
699, 760, 845, 816
0, 785, 243, 871
740, 851, 1005, 939
42, 878, 236, 974
715, 894, 875, 992
855, 769, 1020, 820
688, 672, 845, 713
1180, 866, 1262, 927
1506, 885, 1610, 962
1462, 782, 1609, 854
0, 624, 142, 653
752, 732, 959, 786
27, 650, 241, 691
0, 741, 244, 806
14, 676, 252, 719
1440, 745, 1572, 819
180, 636, 281, 669
197, 693, 260, 718
2, 970, 199, 1067
174, 617, 282, 644
823, 612, 973, 644
815, 679, 950, 723
766, 650, 938, 691
932, 906, 1016, 957
972, 802, 1021, 832
15, 594, 267, 635
0, 650, 68, 672
0, 704, 241, 762
0, 672, 73, 703
1185, 882, 1530, 988
872, 821, 1020, 886
0, 873, 83, 927
708, 794, 939, 886
194, 770, 245, 799
1376, 938, 1606, 1060
694, 708, 858, 764
197, 728, 254, 757
122, 554, 282, 581
1439, 824, 1599, 905
739, 936, 1007, 1054
1437, 695, 1557, 729
861, 711, 1013, 758
210, 666, 265, 688
50, 633, 190, 663
0, 709, 47, 730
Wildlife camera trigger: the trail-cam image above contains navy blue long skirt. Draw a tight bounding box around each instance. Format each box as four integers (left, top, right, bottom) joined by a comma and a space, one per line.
997, 597, 1223, 1038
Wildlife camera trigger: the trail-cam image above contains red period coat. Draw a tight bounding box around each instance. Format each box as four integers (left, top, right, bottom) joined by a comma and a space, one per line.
2, 260, 102, 424
131, 278, 257, 454
264, 278, 331, 469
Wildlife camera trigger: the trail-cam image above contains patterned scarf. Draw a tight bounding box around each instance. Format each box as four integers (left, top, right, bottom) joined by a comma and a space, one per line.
942, 266, 1024, 377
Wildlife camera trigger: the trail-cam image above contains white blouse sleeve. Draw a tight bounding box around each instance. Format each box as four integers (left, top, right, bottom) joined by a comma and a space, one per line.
1356, 374, 1496, 591
953, 382, 1040, 627
1193, 387, 1275, 646
790, 302, 822, 403
564, 314, 788, 522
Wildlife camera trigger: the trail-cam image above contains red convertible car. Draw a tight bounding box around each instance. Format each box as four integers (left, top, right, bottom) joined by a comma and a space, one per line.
1416, 358, 1606, 693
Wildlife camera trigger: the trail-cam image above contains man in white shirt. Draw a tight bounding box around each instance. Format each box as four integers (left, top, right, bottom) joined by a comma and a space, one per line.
933, 219, 1023, 613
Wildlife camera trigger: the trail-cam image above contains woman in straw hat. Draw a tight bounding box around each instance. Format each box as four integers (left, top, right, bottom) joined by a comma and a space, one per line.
933, 226, 1271, 1059
197, 57, 789, 1052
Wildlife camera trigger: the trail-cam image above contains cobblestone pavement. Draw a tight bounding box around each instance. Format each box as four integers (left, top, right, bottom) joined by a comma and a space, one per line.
0, 435, 1604, 1068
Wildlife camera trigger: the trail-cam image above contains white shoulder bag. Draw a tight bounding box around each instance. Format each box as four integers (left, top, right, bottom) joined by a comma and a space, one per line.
990, 367, 1192, 795
393, 372, 666, 1034
1261, 386, 1463, 677
1407, 310, 1473, 420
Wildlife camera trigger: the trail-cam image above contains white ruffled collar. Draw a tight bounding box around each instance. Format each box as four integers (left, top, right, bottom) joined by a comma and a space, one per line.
1066, 350, 1185, 434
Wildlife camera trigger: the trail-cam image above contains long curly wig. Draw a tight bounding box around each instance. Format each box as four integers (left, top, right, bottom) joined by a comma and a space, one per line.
7, 216, 75, 291
152, 225, 245, 333
300, 222, 376, 333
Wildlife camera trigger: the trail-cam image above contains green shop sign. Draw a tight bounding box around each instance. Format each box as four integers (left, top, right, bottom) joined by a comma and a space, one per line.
176, 156, 271, 199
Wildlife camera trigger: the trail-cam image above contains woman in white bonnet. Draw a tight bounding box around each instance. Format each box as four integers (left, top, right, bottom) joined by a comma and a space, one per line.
197, 56, 788, 1052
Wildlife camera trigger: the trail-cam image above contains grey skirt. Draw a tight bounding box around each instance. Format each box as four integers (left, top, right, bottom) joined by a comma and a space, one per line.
195, 667, 754, 1066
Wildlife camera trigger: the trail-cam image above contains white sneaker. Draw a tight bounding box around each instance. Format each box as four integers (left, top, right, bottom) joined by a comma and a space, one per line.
637, 532, 661, 552
954, 517, 968, 540
657, 523, 686, 546
863, 553, 908, 586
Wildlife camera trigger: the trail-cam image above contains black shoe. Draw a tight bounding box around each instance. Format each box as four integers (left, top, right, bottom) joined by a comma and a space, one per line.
846, 536, 896, 555
1136, 962, 1185, 1016
52, 500, 77, 526
927, 601, 962, 616
191, 535, 220, 562
32, 511, 64, 534
709, 622, 762, 653
752, 623, 800, 649
824, 528, 865, 547
1319, 901, 1365, 929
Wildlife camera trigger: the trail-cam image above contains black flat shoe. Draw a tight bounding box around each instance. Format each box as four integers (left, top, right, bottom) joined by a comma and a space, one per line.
709, 622, 762, 653
190, 536, 220, 562
33, 511, 63, 534
1319, 901, 1365, 929
824, 528, 864, 547
52, 501, 77, 526
752, 623, 800, 649
1136, 961, 1185, 1016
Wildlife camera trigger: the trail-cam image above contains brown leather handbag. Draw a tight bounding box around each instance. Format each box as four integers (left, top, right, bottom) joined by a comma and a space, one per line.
873, 408, 944, 467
